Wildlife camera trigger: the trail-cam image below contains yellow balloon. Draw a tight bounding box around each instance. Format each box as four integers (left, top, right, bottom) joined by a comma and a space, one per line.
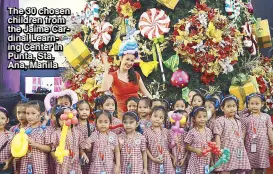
55, 124, 69, 164
109, 38, 122, 56
11, 128, 29, 158
169, 116, 175, 123
68, 113, 74, 119
180, 115, 187, 125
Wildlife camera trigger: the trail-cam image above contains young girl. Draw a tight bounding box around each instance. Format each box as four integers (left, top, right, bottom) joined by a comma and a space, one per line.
57, 95, 72, 107
214, 95, 251, 173
205, 97, 219, 131
170, 110, 188, 174
191, 94, 205, 108
17, 100, 51, 174
126, 97, 139, 112
84, 110, 120, 174
50, 105, 88, 174
144, 106, 175, 173
184, 106, 213, 174
0, 107, 13, 173
9, 101, 28, 133
241, 93, 273, 174
166, 99, 188, 129
138, 97, 152, 130
76, 100, 94, 174
95, 95, 123, 135
119, 111, 148, 174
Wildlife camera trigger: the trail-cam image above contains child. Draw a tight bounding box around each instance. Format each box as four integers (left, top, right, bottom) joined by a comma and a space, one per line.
205, 97, 219, 131
126, 97, 139, 112
119, 111, 148, 174
186, 89, 201, 114
170, 110, 188, 174
76, 100, 94, 174
214, 95, 251, 173
151, 99, 162, 109
138, 97, 152, 130
166, 99, 188, 129
57, 95, 72, 107
17, 100, 51, 174
184, 106, 213, 174
50, 105, 88, 174
162, 99, 170, 111
84, 110, 120, 174
95, 95, 123, 135
144, 106, 175, 173
0, 107, 13, 173
9, 101, 28, 133
241, 93, 273, 174
191, 94, 205, 108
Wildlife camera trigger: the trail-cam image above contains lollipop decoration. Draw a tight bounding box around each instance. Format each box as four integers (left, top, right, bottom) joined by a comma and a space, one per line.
139, 8, 170, 82
55, 109, 78, 164
91, 21, 113, 50
170, 113, 186, 147
170, 69, 190, 88
242, 22, 257, 56
205, 148, 231, 174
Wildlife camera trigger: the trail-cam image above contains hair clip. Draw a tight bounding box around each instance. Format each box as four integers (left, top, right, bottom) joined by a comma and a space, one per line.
19, 92, 29, 103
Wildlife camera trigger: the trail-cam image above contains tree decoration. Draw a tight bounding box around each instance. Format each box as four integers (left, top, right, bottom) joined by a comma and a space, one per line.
172, 3, 243, 84
225, 0, 241, 20
242, 22, 257, 56
163, 54, 179, 72
170, 69, 190, 88
91, 21, 113, 50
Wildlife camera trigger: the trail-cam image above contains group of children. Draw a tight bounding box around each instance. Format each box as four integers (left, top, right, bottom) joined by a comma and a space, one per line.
0, 89, 273, 174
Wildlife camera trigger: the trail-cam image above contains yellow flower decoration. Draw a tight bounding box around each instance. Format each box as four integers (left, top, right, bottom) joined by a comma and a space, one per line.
120, 2, 134, 17
206, 22, 223, 42
82, 78, 97, 92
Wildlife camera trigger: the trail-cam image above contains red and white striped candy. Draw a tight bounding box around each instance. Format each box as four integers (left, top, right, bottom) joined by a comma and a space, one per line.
138, 8, 170, 40
91, 21, 113, 50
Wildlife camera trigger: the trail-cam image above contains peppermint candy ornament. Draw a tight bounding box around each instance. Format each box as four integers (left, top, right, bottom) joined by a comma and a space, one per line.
138, 8, 170, 40
91, 22, 113, 50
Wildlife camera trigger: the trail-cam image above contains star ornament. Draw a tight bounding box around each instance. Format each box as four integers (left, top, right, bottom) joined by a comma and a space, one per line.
120, 2, 134, 17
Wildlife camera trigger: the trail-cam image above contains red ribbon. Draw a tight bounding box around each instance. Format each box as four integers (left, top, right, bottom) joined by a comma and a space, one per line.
157, 144, 163, 155
99, 152, 104, 161
109, 124, 124, 130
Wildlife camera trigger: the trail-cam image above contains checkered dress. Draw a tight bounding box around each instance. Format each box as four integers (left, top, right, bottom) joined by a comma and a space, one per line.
213, 116, 251, 172
184, 127, 212, 174
0, 130, 13, 163
111, 117, 124, 135
77, 122, 95, 174
171, 130, 188, 173
51, 127, 85, 174
119, 132, 146, 174
143, 128, 175, 174
84, 131, 118, 174
241, 113, 273, 169
47, 126, 57, 174
139, 119, 152, 130
17, 126, 51, 174
206, 117, 218, 132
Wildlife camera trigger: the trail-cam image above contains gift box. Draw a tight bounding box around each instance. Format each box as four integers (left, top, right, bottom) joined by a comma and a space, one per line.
157, 0, 179, 9
63, 38, 92, 71
251, 19, 272, 48
229, 74, 260, 110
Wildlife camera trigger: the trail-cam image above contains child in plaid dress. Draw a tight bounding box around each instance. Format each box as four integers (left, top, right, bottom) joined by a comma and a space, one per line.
0, 107, 13, 173
17, 101, 52, 174
76, 100, 95, 174
50, 105, 88, 174
205, 97, 220, 132
184, 107, 213, 174
126, 97, 139, 112
95, 95, 124, 135
241, 93, 273, 174
84, 110, 121, 174
167, 99, 187, 129
214, 95, 251, 173
119, 111, 147, 174
144, 106, 175, 174
185, 89, 201, 114
138, 97, 152, 130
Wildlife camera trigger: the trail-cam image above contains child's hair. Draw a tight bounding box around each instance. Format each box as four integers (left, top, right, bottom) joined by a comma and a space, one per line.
172, 99, 188, 109
246, 93, 265, 106
162, 99, 170, 110
138, 97, 152, 108
205, 97, 220, 110
151, 106, 167, 125
190, 89, 201, 95
76, 100, 92, 136
152, 98, 161, 103
51, 105, 67, 127
95, 95, 117, 111
191, 93, 205, 106
0, 106, 8, 118
173, 109, 188, 116
190, 106, 206, 118
94, 110, 112, 124
26, 100, 45, 113
57, 95, 72, 105
126, 97, 140, 105
122, 111, 143, 134
220, 95, 239, 108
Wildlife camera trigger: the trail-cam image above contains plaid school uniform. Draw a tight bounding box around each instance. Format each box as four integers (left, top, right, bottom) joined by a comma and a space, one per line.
143, 128, 175, 174
84, 131, 118, 174
184, 127, 212, 174
171, 130, 188, 173
241, 113, 273, 169
111, 117, 124, 135
213, 116, 251, 172
47, 126, 57, 174
18, 126, 51, 174
206, 116, 218, 132
119, 132, 146, 174
0, 131, 13, 163
51, 127, 85, 174
139, 119, 152, 130
77, 122, 95, 174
